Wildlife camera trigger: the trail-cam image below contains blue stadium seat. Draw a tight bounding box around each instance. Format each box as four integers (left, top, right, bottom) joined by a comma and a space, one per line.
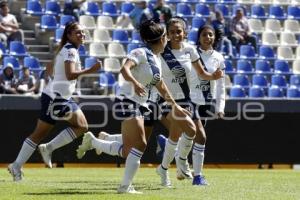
269, 5, 286, 20
85, 1, 100, 16
195, 4, 210, 17
236, 60, 253, 73
45, 1, 61, 15
290, 75, 300, 87
121, 2, 135, 15
255, 60, 272, 74
55, 28, 64, 43
102, 2, 118, 17
176, 3, 193, 18
271, 74, 287, 88
41, 15, 58, 29
127, 43, 140, 53
233, 74, 250, 87
214, 4, 230, 18
0, 42, 8, 55
287, 86, 300, 98
26, 0, 44, 16
84, 57, 97, 69
60, 15, 75, 28
249, 86, 265, 98
131, 31, 142, 43
274, 60, 291, 74
225, 60, 235, 73
99, 71, 116, 88
252, 74, 268, 87
191, 17, 206, 30
23, 56, 41, 71
203, 0, 217, 3
187, 29, 198, 45
259, 46, 276, 59
268, 86, 284, 98
112, 30, 129, 43
287, 6, 300, 20
251, 5, 267, 19
3, 56, 20, 69
239, 45, 256, 59
230, 86, 246, 98
9, 41, 28, 57
78, 45, 88, 57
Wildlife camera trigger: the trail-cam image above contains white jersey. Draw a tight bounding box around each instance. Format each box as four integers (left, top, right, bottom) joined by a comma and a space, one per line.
190, 48, 226, 113
119, 47, 162, 107
160, 42, 199, 100
43, 43, 81, 99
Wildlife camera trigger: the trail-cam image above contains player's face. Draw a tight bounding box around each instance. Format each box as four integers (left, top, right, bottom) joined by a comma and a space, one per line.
68, 25, 85, 46
167, 22, 186, 44
199, 28, 215, 50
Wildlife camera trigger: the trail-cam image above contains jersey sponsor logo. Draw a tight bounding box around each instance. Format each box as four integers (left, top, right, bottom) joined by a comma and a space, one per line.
172, 77, 186, 84
171, 66, 185, 78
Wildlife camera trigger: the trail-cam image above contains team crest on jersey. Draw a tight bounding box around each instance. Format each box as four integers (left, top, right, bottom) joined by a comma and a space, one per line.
68, 51, 75, 59
132, 49, 143, 57
150, 73, 161, 85
185, 51, 191, 57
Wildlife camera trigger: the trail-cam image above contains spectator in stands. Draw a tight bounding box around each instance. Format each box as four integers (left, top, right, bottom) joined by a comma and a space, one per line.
229, 8, 257, 52
211, 10, 233, 58
153, 0, 173, 24
16, 67, 36, 94
63, 0, 86, 21
129, 1, 153, 30
0, 1, 24, 46
34, 69, 51, 94
0, 63, 17, 94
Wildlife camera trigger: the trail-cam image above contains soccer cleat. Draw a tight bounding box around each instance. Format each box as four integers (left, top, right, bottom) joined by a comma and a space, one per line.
38, 144, 53, 168
192, 175, 209, 186
156, 134, 167, 160
8, 163, 23, 182
117, 184, 142, 194
156, 165, 172, 187
175, 156, 193, 180
76, 132, 94, 159
95, 131, 109, 155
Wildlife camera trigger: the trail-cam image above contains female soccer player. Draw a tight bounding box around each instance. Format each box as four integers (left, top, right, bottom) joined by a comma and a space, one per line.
8, 21, 101, 181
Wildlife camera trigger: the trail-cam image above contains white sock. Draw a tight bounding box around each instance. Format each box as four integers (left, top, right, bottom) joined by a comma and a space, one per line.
121, 148, 143, 186
92, 138, 123, 157
106, 134, 123, 143
45, 127, 77, 152
178, 133, 194, 159
161, 138, 177, 169
192, 143, 205, 176
14, 138, 37, 167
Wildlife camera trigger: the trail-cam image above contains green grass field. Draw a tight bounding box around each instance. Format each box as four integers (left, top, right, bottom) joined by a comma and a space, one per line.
1, 168, 300, 200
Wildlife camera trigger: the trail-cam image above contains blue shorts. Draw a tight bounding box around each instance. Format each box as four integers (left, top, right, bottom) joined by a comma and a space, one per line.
144, 100, 161, 127
39, 93, 79, 125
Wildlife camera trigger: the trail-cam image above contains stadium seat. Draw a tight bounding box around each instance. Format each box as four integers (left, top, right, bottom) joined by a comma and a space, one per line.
79, 15, 96, 30
187, 29, 198, 45
239, 45, 256, 59
255, 60, 272, 74
45, 1, 61, 15
214, 4, 230, 18
274, 60, 291, 74
255, 0, 272, 4
40, 15, 58, 29
93, 29, 111, 43
26, 0, 44, 16
252, 74, 269, 87
85, 1, 100, 16
265, 19, 282, 33
176, 3, 193, 18
192, 17, 206, 30
54, 28, 64, 43
224, 60, 235, 73
287, 86, 300, 98
297, 46, 300, 59
287, 5, 300, 19
78, 45, 88, 57
131, 31, 142, 43
127, 43, 140, 53
112, 30, 129, 43
290, 74, 300, 86
269, 5, 286, 19
283, 19, 300, 33
277, 46, 294, 60
97, 16, 114, 30
60, 15, 75, 28
84, 57, 98, 69
291, 0, 300, 4
83, 29, 93, 43
9, 41, 28, 57
271, 74, 288, 87
280, 32, 298, 46
121, 2, 135, 15
292, 60, 300, 74
238, 0, 255, 4
268, 86, 285, 98
230, 86, 246, 98
89, 42, 107, 57
99, 71, 116, 88
23, 56, 41, 71
251, 5, 267, 19
102, 2, 118, 17
108, 43, 126, 57
248, 19, 264, 33
236, 60, 253, 73
104, 57, 121, 73
3, 56, 20, 69
249, 86, 265, 97
259, 46, 276, 59
0, 42, 7, 55
262, 32, 279, 46
195, 3, 210, 17
233, 74, 250, 87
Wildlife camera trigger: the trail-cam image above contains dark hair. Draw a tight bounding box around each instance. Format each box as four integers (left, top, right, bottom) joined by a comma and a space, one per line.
166, 16, 187, 33
56, 21, 79, 54
0, 1, 7, 8
197, 25, 220, 50
139, 19, 165, 44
